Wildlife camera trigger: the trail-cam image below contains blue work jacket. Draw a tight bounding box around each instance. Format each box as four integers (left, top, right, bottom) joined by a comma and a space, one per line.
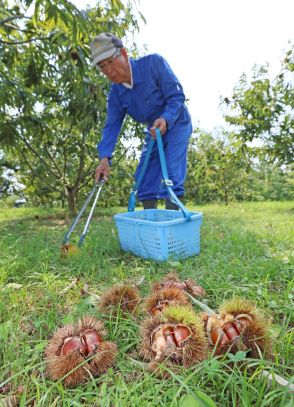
97, 53, 190, 159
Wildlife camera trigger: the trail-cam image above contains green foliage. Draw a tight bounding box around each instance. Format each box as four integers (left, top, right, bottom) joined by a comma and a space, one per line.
96, 119, 145, 208
248, 158, 294, 201
222, 45, 294, 165
0, 0, 143, 213
180, 392, 217, 407
1, 2, 292, 211
0, 150, 23, 197
186, 130, 252, 205
185, 130, 294, 205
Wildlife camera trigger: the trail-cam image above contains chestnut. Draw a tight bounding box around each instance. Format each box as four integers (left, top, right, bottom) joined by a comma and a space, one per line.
99, 284, 140, 315
152, 272, 206, 297
203, 298, 272, 357
61, 336, 84, 356
45, 316, 117, 388
145, 287, 190, 317
139, 305, 208, 370
60, 243, 79, 257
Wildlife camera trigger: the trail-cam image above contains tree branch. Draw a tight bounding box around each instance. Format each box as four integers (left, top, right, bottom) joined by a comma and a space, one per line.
0, 36, 51, 45
16, 130, 61, 181
79, 160, 97, 189
0, 15, 27, 25
113, 141, 137, 166
3, 22, 35, 35
73, 132, 87, 191
43, 147, 63, 178
20, 151, 65, 197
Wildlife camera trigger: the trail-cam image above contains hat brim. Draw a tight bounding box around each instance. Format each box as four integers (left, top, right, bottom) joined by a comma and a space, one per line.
92, 49, 116, 67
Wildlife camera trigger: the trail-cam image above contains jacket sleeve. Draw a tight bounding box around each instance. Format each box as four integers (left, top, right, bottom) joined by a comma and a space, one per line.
97, 86, 126, 159
153, 54, 186, 130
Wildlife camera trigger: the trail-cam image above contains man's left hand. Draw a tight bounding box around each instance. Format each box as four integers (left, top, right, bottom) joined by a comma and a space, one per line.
150, 118, 167, 138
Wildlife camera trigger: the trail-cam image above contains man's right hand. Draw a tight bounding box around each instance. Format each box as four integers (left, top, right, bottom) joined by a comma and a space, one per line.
95, 157, 110, 182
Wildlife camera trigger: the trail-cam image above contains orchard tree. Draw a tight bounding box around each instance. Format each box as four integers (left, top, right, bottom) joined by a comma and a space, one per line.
222, 45, 294, 165
186, 129, 252, 205
0, 0, 143, 213
247, 150, 294, 201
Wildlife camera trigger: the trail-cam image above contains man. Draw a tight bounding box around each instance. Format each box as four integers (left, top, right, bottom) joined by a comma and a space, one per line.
91, 32, 192, 209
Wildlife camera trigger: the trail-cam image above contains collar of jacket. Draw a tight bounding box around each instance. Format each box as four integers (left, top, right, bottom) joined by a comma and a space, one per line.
116, 58, 143, 95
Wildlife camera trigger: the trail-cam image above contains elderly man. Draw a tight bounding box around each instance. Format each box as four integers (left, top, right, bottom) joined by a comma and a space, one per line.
91, 33, 192, 209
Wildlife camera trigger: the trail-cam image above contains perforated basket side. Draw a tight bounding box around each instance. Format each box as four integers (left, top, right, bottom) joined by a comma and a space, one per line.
164, 221, 201, 258
115, 219, 164, 260
113, 209, 203, 261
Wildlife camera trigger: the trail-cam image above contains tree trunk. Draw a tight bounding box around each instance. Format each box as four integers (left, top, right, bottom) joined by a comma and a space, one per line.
66, 187, 76, 215
224, 188, 229, 206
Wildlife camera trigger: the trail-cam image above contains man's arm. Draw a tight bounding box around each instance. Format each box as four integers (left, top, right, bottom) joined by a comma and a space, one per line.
152, 54, 186, 132
96, 86, 125, 181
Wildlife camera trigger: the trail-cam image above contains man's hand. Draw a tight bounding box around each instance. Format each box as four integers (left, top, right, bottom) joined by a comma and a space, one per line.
95, 157, 110, 182
150, 117, 167, 138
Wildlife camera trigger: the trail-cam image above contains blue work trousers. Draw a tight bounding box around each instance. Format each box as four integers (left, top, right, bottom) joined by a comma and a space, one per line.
135, 114, 192, 202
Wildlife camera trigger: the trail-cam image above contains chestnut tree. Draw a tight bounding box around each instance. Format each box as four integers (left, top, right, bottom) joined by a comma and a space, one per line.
222, 45, 294, 166
0, 0, 143, 213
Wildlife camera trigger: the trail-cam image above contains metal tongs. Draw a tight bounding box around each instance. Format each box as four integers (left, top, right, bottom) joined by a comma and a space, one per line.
61, 180, 105, 255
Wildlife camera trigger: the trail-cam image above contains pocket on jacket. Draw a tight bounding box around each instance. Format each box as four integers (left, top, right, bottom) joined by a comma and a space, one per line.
144, 86, 162, 106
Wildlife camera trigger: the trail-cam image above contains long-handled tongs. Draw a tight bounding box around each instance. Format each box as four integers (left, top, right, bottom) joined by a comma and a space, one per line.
61, 180, 105, 255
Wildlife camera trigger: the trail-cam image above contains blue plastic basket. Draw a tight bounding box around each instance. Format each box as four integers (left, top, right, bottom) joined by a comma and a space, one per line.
113, 209, 203, 261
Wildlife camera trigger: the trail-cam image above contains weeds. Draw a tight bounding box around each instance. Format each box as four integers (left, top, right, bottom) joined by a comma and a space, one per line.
0, 202, 293, 406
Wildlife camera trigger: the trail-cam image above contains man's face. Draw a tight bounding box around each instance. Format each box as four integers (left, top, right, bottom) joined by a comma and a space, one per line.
97, 49, 129, 83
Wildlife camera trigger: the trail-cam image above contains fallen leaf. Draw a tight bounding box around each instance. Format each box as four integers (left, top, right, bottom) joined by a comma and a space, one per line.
261, 370, 294, 393
0, 395, 18, 407
4, 283, 23, 290
59, 278, 79, 294
135, 275, 145, 286
127, 355, 148, 369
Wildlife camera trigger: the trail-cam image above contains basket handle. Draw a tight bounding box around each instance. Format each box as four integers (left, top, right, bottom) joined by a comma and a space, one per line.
155, 129, 191, 221
128, 136, 155, 212
128, 129, 192, 222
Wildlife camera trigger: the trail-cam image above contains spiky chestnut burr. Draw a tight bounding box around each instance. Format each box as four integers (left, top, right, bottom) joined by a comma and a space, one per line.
45, 316, 117, 388
201, 298, 272, 357
99, 284, 140, 315
217, 297, 272, 357
61, 243, 79, 258
152, 272, 206, 297
144, 287, 191, 316
139, 305, 208, 370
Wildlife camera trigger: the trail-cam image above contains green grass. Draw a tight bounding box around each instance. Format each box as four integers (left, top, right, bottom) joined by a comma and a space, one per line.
0, 201, 293, 406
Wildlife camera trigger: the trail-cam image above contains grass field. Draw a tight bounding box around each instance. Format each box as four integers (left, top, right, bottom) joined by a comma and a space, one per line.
0, 201, 293, 406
